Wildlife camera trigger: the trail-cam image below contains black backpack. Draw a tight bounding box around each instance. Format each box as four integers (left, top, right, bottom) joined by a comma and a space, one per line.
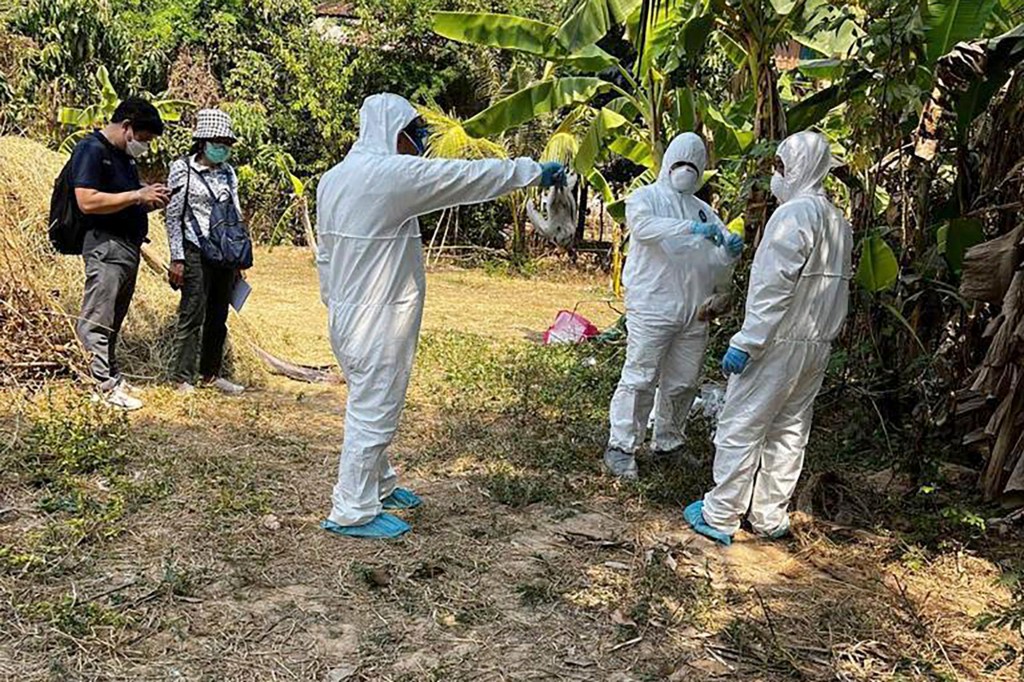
48, 153, 86, 255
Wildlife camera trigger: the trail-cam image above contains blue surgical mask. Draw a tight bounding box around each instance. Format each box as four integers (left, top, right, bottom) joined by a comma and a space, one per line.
205, 141, 231, 164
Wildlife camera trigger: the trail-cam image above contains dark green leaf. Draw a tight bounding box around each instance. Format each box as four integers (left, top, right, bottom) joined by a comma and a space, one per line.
937, 218, 985, 273
575, 107, 630, 175
432, 12, 554, 55
682, 14, 715, 57
925, 0, 999, 64
786, 69, 872, 132
556, 0, 643, 54
463, 78, 611, 137
856, 233, 899, 292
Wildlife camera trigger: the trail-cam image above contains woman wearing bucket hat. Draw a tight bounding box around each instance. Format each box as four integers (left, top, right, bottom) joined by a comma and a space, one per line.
165, 108, 251, 395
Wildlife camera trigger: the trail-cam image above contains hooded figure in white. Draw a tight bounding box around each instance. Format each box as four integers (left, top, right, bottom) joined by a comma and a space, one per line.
604, 133, 742, 480
316, 93, 556, 537
685, 130, 853, 544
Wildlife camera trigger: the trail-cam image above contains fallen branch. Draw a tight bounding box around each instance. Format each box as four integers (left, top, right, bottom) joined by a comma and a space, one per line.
252, 345, 343, 384
607, 635, 642, 653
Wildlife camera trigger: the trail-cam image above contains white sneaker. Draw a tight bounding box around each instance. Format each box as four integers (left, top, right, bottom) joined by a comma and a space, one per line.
206, 377, 245, 395
176, 382, 196, 395
105, 384, 143, 411
120, 380, 143, 396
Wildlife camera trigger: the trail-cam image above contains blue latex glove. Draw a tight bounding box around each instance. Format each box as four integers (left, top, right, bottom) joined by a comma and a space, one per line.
725, 232, 744, 257
539, 162, 567, 188
721, 346, 750, 375
691, 222, 724, 246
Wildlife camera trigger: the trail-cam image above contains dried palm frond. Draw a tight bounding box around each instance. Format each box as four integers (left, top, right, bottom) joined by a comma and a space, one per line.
418, 105, 508, 160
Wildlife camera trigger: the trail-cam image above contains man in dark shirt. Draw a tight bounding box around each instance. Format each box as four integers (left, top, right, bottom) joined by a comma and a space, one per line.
72, 97, 170, 410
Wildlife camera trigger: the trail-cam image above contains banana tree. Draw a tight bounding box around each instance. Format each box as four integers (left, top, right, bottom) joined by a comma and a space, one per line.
57, 65, 190, 152
434, 0, 864, 216
435, 1, 737, 229
266, 152, 316, 258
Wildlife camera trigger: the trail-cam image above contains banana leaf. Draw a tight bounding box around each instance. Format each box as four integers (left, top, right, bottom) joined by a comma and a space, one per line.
698, 96, 754, 158
463, 77, 612, 137
856, 233, 899, 292
786, 68, 872, 132
432, 12, 617, 71
555, 0, 642, 55
925, 0, 1000, 64
587, 168, 616, 203
575, 107, 630, 175
608, 135, 655, 168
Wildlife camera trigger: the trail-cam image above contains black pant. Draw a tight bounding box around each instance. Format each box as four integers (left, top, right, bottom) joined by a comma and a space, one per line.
173, 242, 234, 382
77, 233, 140, 389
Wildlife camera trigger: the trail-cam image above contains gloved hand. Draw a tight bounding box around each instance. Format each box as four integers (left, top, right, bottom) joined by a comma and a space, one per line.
539, 162, 567, 188
691, 222, 724, 246
721, 347, 750, 375
725, 232, 744, 257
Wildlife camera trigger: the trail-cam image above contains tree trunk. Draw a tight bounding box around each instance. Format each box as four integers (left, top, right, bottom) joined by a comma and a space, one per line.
745, 51, 787, 244
299, 195, 317, 260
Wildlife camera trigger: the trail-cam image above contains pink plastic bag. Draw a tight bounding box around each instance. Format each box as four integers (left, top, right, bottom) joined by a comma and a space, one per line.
543, 310, 600, 345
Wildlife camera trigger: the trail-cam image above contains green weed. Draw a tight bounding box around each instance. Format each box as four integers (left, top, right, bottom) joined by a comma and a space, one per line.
26, 593, 127, 638
0, 395, 166, 575
477, 464, 564, 507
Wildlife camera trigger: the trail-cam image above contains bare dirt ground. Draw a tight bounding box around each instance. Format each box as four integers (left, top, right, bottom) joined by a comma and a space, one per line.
1, 248, 1021, 681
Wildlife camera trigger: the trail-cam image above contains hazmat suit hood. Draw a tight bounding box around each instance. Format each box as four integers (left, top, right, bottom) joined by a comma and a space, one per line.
774, 131, 836, 201
350, 93, 419, 157
659, 132, 707, 192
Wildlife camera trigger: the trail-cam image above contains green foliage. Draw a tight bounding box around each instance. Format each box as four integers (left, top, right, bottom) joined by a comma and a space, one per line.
856, 232, 900, 293
924, 0, 1000, 64
19, 395, 131, 482
937, 218, 985, 274
0, 395, 168, 576
10, 0, 137, 98
56, 65, 191, 152
464, 77, 613, 138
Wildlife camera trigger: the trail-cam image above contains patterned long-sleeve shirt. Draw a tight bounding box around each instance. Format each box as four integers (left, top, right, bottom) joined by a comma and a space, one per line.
165, 155, 243, 261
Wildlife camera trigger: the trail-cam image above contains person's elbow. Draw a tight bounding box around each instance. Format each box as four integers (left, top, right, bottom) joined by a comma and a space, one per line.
74, 188, 104, 214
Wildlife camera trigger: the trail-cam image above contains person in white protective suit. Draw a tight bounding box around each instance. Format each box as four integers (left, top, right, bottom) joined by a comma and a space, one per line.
604, 133, 744, 481
316, 93, 565, 539
684, 130, 853, 545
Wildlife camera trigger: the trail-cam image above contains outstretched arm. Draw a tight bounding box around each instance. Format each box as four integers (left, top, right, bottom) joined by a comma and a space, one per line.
389, 156, 541, 222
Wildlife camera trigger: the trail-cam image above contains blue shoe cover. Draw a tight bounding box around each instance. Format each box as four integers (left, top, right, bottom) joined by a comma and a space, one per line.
321, 514, 410, 539
381, 487, 423, 510
683, 501, 733, 546
761, 518, 790, 540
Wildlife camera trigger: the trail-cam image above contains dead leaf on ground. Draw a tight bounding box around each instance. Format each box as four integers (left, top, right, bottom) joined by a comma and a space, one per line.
611, 609, 636, 627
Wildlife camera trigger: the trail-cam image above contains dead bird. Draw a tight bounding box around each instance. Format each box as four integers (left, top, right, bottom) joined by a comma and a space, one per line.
526, 172, 578, 247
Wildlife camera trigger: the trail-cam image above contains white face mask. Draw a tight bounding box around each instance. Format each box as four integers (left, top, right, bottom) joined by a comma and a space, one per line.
125, 128, 149, 159
770, 172, 791, 202
670, 165, 699, 194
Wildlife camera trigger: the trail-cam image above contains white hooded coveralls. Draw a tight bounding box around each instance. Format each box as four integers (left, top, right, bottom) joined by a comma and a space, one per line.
608, 133, 738, 456
316, 94, 541, 526
702, 131, 853, 536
